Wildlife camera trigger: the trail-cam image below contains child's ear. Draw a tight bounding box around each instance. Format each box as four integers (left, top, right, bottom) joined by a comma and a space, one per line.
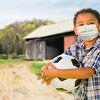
73, 27, 78, 35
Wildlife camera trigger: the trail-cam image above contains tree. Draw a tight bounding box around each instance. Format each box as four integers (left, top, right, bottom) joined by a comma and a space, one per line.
0, 18, 54, 59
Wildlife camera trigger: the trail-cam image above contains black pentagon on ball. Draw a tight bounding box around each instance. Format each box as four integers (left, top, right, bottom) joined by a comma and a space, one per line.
53, 56, 62, 63
75, 79, 82, 87
71, 59, 80, 68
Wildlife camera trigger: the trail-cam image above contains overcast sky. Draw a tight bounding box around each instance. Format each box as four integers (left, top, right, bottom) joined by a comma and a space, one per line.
0, 0, 100, 28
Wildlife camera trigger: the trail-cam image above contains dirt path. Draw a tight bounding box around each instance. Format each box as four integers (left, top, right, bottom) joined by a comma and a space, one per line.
0, 63, 74, 100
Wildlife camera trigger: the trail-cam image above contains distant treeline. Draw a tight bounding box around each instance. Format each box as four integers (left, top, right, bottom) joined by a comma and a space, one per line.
0, 18, 54, 59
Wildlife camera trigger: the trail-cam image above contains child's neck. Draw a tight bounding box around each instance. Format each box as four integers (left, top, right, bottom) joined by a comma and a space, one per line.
83, 37, 98, 49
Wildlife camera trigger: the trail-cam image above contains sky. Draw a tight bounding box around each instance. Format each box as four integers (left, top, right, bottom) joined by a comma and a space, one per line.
0, 0, 100, 29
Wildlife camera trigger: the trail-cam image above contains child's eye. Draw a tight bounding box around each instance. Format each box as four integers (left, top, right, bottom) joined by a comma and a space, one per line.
78, 24, 84, 26
88, 22, 95, 25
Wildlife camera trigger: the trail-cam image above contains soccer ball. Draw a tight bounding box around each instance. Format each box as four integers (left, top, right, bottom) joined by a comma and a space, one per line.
50, 54, 82, 92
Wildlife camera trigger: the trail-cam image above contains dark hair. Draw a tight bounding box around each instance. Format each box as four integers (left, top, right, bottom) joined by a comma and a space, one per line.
74, 8, 100, 26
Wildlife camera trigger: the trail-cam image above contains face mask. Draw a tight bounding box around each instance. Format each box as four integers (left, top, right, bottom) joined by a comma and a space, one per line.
77, 24, 99, 41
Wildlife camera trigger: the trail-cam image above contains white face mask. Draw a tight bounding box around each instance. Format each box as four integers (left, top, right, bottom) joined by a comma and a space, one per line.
77, 24, 99, 41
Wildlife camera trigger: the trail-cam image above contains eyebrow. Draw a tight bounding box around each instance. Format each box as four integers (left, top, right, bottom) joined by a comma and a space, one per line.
87, 19, 97, 22
77, 19, 97, 24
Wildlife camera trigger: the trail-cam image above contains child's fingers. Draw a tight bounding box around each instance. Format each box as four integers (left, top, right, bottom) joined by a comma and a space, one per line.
37, 74, 52, 85
37, 76, 42, 80
37, 76, 45, 84
38, 69, 43, 73
46, 79, 52, 85
41, 80, 45, 84
43, 62, 51, 69
41, 76, 47, 83
37, 74, 46, 80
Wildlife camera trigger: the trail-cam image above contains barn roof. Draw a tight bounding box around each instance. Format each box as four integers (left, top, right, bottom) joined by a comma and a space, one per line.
23, 19, 74, 40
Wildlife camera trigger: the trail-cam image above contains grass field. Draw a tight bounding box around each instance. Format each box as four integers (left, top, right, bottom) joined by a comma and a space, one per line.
0, 59, 23, 64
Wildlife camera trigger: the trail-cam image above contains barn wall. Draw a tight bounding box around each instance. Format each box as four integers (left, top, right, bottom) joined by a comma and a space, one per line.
64, 35, 77, 51
25, 40, 46, 60
25, 40, 34, 60
25, 34, 77, 60
33, 40, 46, 60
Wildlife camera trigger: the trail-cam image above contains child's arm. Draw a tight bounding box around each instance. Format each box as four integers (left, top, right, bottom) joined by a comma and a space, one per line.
39, 62, 96, 85
52, 67, 95, 79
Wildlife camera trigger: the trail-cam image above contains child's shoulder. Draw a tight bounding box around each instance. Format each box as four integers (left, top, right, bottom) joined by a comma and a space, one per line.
70, 40, 82, 48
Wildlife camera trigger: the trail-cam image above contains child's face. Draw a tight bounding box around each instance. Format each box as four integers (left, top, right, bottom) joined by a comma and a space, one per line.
74, 13, 100, 35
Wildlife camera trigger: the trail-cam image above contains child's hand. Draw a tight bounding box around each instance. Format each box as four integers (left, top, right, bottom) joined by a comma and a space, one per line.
37, 61, 51, 85
38, 62, 57, 85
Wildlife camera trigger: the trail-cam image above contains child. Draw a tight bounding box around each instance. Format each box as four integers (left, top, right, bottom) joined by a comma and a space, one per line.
39, 8, 100, 100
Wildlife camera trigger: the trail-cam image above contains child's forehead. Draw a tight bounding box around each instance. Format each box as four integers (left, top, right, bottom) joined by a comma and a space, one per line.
76, 13, 98, 22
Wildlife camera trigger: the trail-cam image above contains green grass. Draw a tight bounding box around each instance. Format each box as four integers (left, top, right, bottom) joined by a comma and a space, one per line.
0, 54, 25, 64
31, 61, 46, 76
0, 59, 22, 64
